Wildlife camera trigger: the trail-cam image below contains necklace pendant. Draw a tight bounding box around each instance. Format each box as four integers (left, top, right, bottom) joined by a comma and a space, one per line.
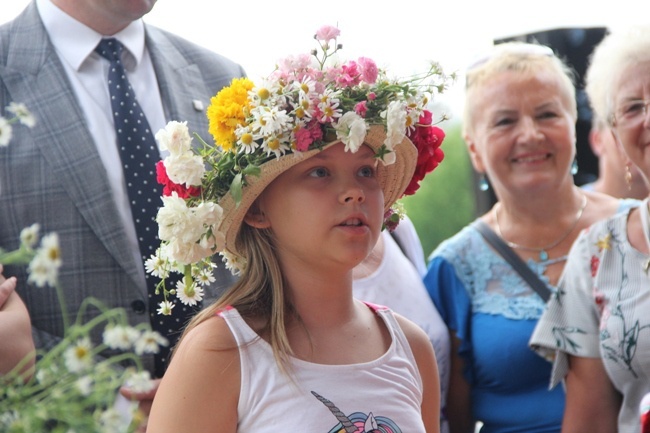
539, 250, 549, 261
644, 259, 650, 274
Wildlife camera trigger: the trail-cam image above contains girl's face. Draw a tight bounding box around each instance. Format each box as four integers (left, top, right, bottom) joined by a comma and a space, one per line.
611, 60, 650, 186
466, 70, 577, 196
251, 142, 384, 271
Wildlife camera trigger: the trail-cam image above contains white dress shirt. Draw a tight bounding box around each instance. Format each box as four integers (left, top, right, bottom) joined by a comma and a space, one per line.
36, 0, 168, 280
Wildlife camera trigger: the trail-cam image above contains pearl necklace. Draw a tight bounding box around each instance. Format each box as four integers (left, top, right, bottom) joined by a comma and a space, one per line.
494, 193, 588, 261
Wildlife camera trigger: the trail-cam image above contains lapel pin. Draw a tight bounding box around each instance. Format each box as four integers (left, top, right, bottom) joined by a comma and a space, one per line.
192, 100, 204, 112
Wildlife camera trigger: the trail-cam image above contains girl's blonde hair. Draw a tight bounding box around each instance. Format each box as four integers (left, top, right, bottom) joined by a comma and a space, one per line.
463, 42, 577, 138
177, 222, 294, 370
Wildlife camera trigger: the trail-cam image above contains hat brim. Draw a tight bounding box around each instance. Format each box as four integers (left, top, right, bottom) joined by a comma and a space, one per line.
218, 124, 417, 259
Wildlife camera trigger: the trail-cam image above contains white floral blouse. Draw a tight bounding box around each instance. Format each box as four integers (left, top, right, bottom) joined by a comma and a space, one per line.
530, 200, 650, 433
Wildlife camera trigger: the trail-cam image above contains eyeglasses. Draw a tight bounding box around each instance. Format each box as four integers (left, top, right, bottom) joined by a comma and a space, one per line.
466, 43, 554, 72
612, 99, 650, 129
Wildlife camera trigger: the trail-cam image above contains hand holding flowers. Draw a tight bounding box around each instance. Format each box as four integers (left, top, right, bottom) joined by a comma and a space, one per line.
0, 105, 164, 433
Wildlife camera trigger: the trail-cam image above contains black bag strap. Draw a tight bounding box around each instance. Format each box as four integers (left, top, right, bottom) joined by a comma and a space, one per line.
472, 220, 552, 302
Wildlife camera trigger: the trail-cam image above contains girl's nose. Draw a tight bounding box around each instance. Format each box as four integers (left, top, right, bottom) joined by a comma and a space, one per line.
340, 186, 365, 204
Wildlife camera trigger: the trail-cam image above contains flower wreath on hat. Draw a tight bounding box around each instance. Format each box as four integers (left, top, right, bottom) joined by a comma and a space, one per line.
147, 25, 452, 315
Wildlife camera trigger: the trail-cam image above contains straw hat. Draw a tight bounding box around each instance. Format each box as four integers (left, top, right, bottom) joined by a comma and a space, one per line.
218, 124, 417, 259
152, 25, 449, 284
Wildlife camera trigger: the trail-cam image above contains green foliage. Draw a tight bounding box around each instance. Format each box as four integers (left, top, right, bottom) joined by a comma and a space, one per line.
401, 121, 475, 261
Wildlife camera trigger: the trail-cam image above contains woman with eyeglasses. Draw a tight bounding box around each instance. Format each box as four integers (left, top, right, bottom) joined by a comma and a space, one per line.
531, 25, 650, 433
422, 42, 633, 433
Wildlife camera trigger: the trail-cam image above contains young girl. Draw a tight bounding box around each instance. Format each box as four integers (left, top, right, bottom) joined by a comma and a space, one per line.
146, 26, 447, 433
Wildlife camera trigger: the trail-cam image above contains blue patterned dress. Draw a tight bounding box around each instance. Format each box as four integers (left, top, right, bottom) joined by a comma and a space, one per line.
424, 223, 564, 433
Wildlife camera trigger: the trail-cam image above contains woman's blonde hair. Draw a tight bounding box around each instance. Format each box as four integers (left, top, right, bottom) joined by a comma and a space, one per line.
463, 42, 577, 138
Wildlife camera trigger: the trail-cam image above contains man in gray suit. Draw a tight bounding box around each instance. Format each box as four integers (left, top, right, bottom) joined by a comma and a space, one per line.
0, 0, 243, 417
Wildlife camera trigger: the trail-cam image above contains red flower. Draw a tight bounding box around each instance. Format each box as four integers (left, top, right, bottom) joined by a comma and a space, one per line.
403, 110, 445, 196
156, 161, 201, 199
590, 255, 600, 278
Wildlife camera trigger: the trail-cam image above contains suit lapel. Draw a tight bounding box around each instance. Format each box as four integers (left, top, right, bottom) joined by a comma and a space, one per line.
145, 27, 212, 142
1, 5, 145, 291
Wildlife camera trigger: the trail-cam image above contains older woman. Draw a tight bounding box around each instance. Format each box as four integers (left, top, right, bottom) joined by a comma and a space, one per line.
423, 42, 632, 433
531, 25, 650, 433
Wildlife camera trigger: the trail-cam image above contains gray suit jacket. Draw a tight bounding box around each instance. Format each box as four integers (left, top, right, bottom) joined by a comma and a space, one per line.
0, 2, 244, 372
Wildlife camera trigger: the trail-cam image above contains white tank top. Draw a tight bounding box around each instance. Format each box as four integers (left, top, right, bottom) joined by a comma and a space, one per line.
218, 304, 426, 432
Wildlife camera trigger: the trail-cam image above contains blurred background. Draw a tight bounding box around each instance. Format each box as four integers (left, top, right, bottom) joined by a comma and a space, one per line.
2, 0, 644, 259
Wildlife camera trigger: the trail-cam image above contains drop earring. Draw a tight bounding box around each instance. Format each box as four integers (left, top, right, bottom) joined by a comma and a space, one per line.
570, 158, 579, 176
625, 163, 632, 190
479, 174, 490, 191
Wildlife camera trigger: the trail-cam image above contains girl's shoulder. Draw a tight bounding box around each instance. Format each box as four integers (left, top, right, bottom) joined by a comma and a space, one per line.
179, 312, 240, 356
393, 313, 433, 354
149, 313, 241, 431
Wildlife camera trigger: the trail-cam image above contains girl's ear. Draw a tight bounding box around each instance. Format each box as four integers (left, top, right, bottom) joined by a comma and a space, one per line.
243, 202, 271, 229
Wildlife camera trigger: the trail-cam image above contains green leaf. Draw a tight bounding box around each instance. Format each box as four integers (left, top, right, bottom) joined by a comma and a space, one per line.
242, 164, 261, 176
230, 173, 243, 205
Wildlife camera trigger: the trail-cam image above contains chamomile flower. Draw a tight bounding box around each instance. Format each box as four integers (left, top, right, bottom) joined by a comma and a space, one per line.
221, 250, 245, 276
261, 133, 291, 158
19, 223, 40, 249
27, 232, 61, 287
103, 325, 140, 351
0, 117, 13, 147
194, 266, 216, 286
6, 102, 36, 128
157, 300, 175, 316
135, 330, 168, 355
145, 251, 171, 279
99, 408, 126, 433
63, 337, 94, 373
123, 370, 156, 394
75, 376, 93, 396
175, 278, 204, 306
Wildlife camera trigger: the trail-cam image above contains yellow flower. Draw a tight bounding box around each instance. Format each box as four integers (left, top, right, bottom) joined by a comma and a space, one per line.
596, 233, 611, 251
207, 77, 254, 151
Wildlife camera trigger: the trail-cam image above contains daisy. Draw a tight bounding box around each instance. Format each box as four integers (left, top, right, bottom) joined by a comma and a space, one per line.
103, 325, 140, 351
135, 330, 169, 355
261, 134, 291, 158
156, 300, 175, 316
6, 102, 36, 128
144, 251, 170, 280
175, 278, 204, 306
194, 266, 216, 286
0, 117, 13, 147
19, 223, 40, 249
75, 376, 94, 396
63, 337, 94, 373
123, 370, 156, 394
